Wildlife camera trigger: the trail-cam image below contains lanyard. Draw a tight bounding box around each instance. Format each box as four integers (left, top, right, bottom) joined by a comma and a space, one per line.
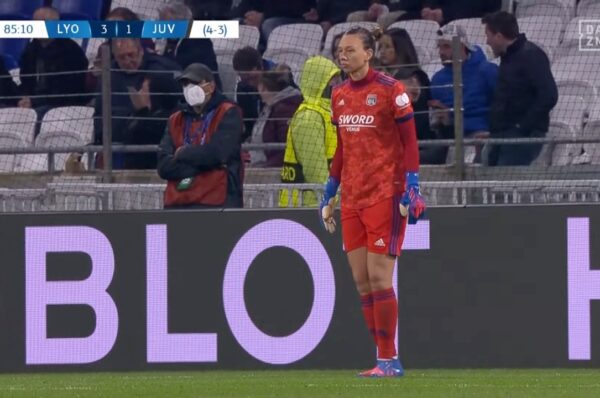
183, 110, 216, 146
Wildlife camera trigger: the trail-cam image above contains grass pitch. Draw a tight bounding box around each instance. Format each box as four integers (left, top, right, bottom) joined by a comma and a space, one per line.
0, 369, 599, 397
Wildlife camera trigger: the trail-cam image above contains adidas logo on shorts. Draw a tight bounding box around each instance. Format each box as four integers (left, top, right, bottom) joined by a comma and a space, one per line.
374, 238, 385, 247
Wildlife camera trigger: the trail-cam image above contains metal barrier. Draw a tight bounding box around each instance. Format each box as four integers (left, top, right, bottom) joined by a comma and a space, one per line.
1, 180, 599, 212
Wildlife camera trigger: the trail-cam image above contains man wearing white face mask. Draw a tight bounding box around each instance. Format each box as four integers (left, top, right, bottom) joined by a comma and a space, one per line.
158, 63, 244, 208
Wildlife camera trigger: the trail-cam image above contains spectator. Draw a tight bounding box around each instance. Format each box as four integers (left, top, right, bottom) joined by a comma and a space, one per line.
430, 23, 498, 163
279, 56, 341, 207
93, 38, 181, 168
330, 32, 349, 80
157, 63, 243, 208
249, 64, 302, 167
19, 7, 89, 113
0, 56, 19, 107
419, 0, 501, 24
389, 0, 501, 24
185, 0, 233, 20
122, 75, 182, 169
88, 7, 155, 91
315, 0, 370, 34
483, 11, 558, 166
375, 27, 435, 162
347, 1, 406, 29
232, 46, 276, 141
231, 0, 316, 41
158, 0, 222, 90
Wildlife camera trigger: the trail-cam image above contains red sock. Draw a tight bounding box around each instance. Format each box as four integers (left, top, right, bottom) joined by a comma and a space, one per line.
360, 293, 377, 346
372, 288, 398, 359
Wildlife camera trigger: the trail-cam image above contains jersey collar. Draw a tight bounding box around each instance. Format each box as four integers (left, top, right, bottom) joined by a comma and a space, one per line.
349, 68, 377, 89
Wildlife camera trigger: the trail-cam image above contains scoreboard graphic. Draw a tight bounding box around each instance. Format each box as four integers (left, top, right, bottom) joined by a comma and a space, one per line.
0, 20, 239, 39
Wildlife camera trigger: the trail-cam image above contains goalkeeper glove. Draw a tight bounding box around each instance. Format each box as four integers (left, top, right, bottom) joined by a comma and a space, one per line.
400, 172, 426, 224
320, 176, 339, 233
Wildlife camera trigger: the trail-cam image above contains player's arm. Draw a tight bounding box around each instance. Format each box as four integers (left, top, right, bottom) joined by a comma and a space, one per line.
320, 92, 343, 233
394, 83, 426, 223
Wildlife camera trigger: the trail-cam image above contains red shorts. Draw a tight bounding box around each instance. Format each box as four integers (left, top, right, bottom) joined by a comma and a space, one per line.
341, 195, 407, 256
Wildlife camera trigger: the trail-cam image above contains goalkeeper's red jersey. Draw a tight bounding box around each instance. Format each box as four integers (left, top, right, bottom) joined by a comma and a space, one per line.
331, 68, 416, 209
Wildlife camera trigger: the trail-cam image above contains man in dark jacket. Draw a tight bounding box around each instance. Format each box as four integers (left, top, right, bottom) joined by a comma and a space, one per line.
0, 56, 19, 108
387, 0, 501, 24
18, 7, 89, 110
231, 0, 316, 40
122, 76, 181, 169
483, 11, 558, 166
157, 63, 243, 208
93, 38, 181, 157
316, 0, 371, 33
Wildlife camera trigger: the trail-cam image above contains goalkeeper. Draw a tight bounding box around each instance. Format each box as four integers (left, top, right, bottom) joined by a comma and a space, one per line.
321, 27, 426, 377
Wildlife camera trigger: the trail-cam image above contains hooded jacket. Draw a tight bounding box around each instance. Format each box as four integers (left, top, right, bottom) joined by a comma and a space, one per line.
431, 46, 498, 135
279, 56, 340, 207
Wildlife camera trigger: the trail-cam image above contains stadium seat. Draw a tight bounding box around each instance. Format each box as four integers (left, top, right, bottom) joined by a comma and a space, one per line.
85, 38, 105, 64
217, 59, 238, 101
52, 0, 104, 20
265, 23, 323, 56
0, 39, 29, 67
542, 121, 578, 165
577, 0, 600, 17
0, 108, 38, 144
0, 131, 28, 173
263, 24, 323, 81
555, 80, 597, 105
555, 17, 591, 60
387, 20, 440, 62
16, 107, 94, 172
2, 54, 18, 71
581, 100, 600, 164
110, 0, 167, 20
516, 0, 570, 26
212, 25, 260, 58
518, 16, 563, 52
263, 24, 323, 82
0, 0, 44, 19
18, 131, 88, 172
552, 55, 600, 91
550, 94, 587, 132
322, 21, 379, 59
40, 106, 95, 143
446, 18, 487, 47
210, 25, 260, 100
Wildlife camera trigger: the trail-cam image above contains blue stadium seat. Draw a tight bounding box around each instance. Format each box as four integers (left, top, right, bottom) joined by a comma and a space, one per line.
0, 39, 29, 67
0, 0, 45, 19
51, 0, 104, 20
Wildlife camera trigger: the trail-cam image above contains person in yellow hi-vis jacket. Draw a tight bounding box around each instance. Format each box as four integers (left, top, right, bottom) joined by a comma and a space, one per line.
279, 56, 341, 207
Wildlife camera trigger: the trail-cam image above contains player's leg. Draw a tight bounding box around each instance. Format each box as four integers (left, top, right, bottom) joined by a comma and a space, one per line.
362, 195, 406, 377
341, 207, 374, 344
367, 252, 397, 360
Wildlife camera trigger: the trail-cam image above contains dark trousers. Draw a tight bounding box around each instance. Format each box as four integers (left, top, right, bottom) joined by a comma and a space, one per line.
488, 130, 545, 166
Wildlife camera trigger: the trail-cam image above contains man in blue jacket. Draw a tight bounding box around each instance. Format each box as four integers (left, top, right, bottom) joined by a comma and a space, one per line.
430, 24, 498, 162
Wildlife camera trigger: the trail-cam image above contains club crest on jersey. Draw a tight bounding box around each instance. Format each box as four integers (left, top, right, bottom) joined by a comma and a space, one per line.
395, 93, 410, 108
366, 94, 377, 106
